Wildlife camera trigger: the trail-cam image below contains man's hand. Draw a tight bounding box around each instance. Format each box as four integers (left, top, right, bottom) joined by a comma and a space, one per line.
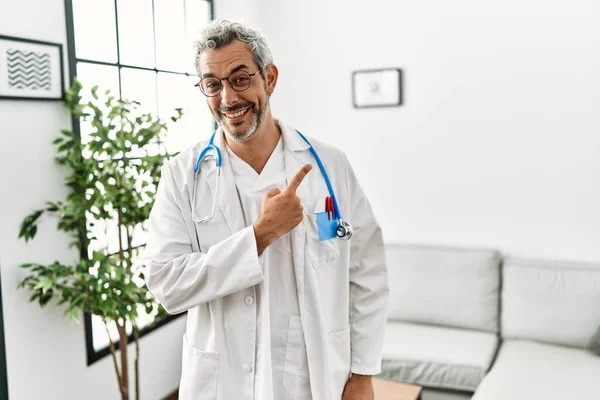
253, 164, 312, 254
342, 374, 374, 400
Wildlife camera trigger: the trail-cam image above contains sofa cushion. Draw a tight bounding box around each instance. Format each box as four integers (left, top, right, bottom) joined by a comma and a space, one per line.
472, 340, 600, 400
379, 321, 499, 392
501, 257, 600, 348
386, 244, 501, 332
587, 325, 600, 356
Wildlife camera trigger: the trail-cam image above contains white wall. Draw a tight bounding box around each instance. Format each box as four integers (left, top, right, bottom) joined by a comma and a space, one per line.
255, 0, 600, 262
214, 0, 259, 27
0, 0, 185, 399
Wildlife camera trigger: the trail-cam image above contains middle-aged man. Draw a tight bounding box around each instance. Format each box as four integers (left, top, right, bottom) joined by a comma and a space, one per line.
143, 19, 389, 400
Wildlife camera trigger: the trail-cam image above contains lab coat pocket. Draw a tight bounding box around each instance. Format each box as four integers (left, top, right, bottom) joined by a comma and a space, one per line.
328, 327, 351, 399
179, 333, 219, 400
283, 316, 312, 397
305, 214, 340, 267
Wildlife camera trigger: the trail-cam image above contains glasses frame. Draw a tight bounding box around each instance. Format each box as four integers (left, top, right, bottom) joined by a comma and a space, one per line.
194, 69, 262, 97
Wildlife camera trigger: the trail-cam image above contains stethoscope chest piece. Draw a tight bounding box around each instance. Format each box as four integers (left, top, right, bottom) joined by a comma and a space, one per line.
336, 221, 353, 241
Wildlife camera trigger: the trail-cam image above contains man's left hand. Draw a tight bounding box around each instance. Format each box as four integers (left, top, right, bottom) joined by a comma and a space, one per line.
342, 374, 374, 400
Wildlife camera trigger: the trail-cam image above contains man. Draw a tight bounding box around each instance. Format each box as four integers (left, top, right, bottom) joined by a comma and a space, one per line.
144, 19, 388, 400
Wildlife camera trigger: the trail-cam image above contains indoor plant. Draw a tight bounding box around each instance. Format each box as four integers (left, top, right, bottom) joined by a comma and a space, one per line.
17, 77, 182, 400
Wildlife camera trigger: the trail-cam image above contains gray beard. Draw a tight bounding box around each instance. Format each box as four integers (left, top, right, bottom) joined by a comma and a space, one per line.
221, 102, 269, 142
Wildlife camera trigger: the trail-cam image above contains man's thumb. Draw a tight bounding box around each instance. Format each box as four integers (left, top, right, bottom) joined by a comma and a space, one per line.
266, 187, 281, 198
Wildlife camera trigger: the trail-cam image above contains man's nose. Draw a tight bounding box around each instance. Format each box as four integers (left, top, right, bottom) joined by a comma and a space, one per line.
220, 81, 241, 108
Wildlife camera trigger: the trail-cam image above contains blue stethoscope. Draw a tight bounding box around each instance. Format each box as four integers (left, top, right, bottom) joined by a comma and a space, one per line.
192, 130, 354, 240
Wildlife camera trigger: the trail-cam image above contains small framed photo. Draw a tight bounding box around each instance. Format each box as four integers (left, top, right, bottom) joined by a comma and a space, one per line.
352, 68, 403, 108
0, 35, 64, 101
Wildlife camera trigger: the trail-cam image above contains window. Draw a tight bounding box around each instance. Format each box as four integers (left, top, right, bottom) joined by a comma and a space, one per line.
64, 0, 214, 365
0, 269, 7, 398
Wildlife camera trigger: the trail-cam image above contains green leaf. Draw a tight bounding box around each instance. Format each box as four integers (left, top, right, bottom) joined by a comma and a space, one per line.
65, 306, 80, 323
33, 277, 55, 294
39, 290, 54, 307
18, 209, 44, 241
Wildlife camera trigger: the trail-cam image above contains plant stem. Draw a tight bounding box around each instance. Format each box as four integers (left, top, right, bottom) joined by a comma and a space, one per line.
133, 324, 140, 400
102, 317, 125, 400
126, 225, 133, 265
116, 201, 129, 399
117, 318, 129, 400
117, 209, 125, 265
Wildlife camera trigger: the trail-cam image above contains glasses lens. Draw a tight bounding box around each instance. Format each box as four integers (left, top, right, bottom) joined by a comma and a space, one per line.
229, 71, 251, 91
200, 77, 222, 96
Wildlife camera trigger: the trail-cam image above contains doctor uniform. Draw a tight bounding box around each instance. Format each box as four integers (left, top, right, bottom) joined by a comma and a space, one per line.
143, 120, 389, 400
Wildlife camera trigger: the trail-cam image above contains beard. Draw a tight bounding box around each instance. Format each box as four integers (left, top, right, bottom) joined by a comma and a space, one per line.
218, 101, 269, 143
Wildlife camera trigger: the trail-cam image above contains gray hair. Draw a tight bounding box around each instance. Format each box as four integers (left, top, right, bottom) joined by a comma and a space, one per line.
194, 20, 273, 75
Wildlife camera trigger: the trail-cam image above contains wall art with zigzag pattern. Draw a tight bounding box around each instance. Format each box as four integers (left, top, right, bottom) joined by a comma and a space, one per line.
0, 35, 64, 100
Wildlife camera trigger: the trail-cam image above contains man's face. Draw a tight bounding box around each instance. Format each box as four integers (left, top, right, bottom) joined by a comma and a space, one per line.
198, 40, 276, 142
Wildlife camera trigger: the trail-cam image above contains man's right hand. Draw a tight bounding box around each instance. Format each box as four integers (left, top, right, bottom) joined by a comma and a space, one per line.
253, 164, 312, 255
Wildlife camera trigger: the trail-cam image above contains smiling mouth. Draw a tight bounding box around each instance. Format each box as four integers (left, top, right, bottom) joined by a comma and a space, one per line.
222, 107, 251, 119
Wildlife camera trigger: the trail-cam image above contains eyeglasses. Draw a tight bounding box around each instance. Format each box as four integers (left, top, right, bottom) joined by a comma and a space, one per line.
194, 70, 262, 97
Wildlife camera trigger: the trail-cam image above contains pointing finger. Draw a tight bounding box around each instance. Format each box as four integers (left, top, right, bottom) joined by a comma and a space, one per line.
285, 164, 312, 193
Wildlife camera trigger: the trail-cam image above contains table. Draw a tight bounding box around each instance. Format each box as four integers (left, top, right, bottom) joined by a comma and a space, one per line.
372, 377, 423, 400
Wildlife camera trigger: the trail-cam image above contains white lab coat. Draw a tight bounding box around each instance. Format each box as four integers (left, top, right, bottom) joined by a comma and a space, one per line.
143, 121, 389, 400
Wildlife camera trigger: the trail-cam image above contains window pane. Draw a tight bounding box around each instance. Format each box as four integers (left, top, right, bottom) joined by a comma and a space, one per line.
154, 0, 188, 72
157, 73, 213, 154
117, 0, 155, 68
184, 0, 212, 74
107, 216, 123, 255
75, 62, 120, 144
130, 220, 150, 249
72, 0, 118, 62
75, 62, 120, 100
120, 67, 158, 116
91, 314, 113, 352
87, 213, 108, 257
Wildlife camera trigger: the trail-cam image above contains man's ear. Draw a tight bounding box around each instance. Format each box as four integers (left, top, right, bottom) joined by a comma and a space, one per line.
265, 63, 278, 95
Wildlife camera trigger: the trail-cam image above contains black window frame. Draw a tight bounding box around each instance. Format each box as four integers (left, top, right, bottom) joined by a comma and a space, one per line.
63, 0, 215, 366
0, 268, 8, 399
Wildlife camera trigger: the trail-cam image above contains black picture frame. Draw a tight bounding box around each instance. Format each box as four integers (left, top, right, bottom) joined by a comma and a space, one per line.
352, 68, 403, 109
0, 35, 65, 101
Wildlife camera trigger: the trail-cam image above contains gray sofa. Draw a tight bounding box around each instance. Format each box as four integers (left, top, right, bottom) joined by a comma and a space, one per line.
378, 244, 600, 400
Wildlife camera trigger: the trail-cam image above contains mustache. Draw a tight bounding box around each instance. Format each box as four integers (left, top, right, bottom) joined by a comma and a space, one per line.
218, 103, 254, 113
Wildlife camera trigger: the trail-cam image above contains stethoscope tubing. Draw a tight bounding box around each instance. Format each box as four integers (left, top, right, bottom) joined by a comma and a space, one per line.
294, 130, 342, 221
193, 129, 345, 224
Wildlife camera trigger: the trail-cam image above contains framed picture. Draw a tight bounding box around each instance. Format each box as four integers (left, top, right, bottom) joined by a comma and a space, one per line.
0, 35, 64, 101
352, 68, 403, 108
